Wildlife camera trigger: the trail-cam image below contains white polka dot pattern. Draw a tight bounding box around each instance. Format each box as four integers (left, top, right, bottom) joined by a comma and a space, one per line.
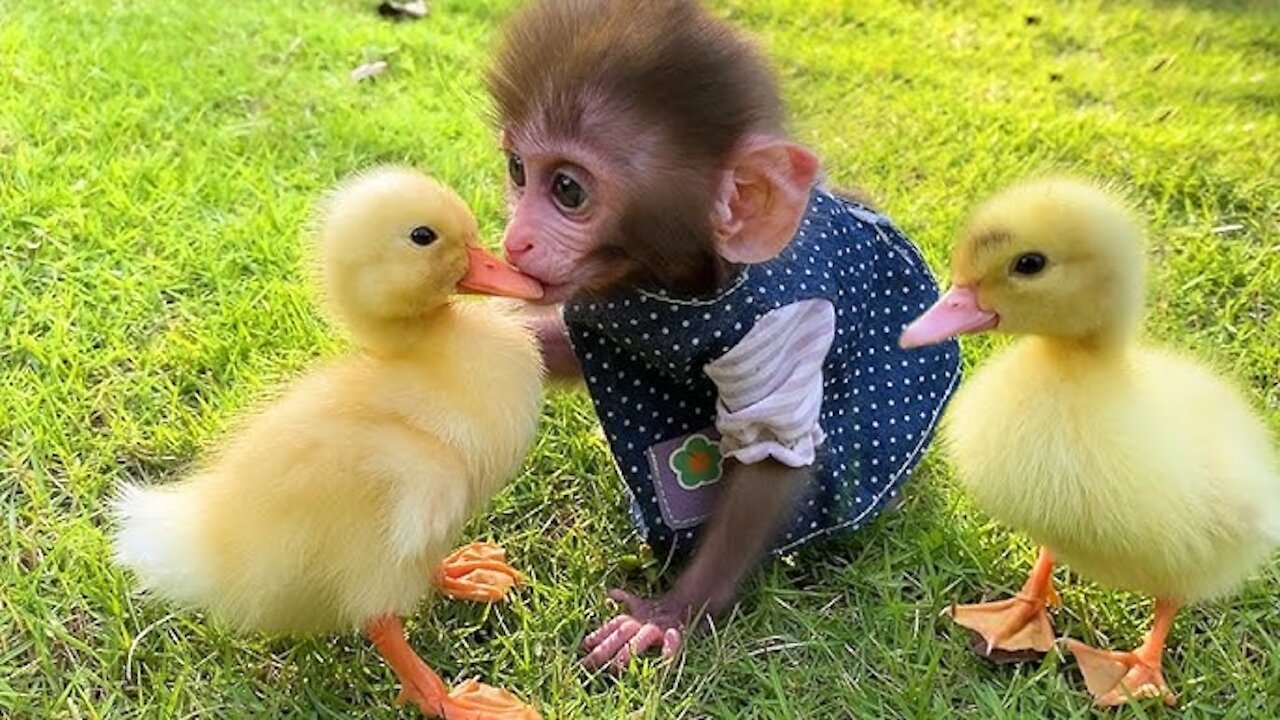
564, 188, 962, 558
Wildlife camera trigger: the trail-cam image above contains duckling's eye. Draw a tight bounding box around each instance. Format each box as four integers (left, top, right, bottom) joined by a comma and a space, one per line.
409, 226, 438, 247
1012, 252, 1047, 276
507, 153, 526, 189
551, 171, 587, 212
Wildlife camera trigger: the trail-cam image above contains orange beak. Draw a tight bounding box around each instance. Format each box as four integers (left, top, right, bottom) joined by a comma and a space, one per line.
458, 245, 544, 300
899, 286, 998, 349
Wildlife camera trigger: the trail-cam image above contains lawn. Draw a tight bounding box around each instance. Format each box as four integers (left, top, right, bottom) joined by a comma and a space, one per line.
2, 0, 1277, 717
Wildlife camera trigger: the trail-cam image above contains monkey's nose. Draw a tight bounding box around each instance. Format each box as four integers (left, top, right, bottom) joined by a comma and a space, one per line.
502, 236, 533, 265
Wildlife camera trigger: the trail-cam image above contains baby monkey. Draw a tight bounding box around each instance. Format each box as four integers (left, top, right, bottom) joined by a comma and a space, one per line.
487, 0, 961, 672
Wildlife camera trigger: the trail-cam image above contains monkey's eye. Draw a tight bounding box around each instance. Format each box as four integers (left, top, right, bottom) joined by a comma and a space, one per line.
409, 225, 438, 247
1011, 252, 1047, 276
507, 153, 526, 189
551, 171, 587, 212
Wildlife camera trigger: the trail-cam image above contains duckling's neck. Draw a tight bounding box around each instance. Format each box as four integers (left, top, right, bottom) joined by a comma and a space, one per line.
343, 303, 463, 358
1025, 331, 1132, 367
1031, 302, 1144, 360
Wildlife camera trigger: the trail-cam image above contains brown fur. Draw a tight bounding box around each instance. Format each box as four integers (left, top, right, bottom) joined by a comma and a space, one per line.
487, 0, 788, 296
488, 0, 783, 159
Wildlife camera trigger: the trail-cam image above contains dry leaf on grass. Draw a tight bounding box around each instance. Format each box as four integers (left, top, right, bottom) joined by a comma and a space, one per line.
351, 60, 389, 83
377, 0, 428, 20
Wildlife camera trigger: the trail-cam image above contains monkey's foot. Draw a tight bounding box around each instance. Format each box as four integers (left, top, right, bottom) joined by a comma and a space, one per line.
438, 542, 524, 603
1062, 639, 1177, 707
439, 679, 542, 720
946, 595, 1056, 659
366, 616, 449, 718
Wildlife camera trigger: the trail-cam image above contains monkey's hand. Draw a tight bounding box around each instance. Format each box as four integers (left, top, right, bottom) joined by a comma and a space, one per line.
581, 461, 811, 674
528, 309, 582, 381
580, 588, 687, 673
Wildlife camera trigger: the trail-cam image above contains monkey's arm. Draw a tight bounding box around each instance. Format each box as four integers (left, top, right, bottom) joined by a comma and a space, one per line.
530, 310, 582, 380
665, 459, 809, 617
582, 459, 809, 672
583, 300, 837, 671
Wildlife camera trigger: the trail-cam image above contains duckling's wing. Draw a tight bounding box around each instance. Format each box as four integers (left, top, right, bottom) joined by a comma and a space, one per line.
373, 428, 473, 565
1139, 348, 1280, 546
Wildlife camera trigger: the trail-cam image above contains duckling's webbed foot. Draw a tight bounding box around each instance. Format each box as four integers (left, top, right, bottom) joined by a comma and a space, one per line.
364, 615, 541, 719
1062, 641, 1176, 707
439, 679, 543, 720
948, 596, 1056, 660
1061, 598, 1180, 708
438, 541, 524, 603
365, 615, 450, 718
947, 547, 1059, 661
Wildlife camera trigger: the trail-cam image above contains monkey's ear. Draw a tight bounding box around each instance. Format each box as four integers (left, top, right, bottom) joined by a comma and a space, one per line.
713, 138, 820, 264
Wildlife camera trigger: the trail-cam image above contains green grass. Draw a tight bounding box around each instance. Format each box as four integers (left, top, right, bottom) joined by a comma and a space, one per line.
2, 0, 1277, 717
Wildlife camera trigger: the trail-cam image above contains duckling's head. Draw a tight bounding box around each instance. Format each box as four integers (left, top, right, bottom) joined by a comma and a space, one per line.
900, 178, 1146, 349
315, 166, 543, 335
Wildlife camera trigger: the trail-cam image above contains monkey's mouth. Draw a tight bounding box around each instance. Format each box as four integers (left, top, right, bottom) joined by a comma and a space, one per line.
528, 281, 574, 305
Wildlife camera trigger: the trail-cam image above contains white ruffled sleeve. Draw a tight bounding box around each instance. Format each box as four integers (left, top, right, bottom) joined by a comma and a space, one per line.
703, 299, 836, 468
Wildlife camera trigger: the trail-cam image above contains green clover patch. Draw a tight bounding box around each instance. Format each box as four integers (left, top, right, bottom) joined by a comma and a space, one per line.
669, 434, 724, 490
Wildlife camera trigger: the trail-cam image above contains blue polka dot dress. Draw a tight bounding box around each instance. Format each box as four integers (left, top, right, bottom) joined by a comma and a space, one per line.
564, 188, 962, 560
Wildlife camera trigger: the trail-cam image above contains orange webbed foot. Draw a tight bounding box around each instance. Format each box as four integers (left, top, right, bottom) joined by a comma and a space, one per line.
395, 681, 448, 719
366, 616, 450, 718
948, 547, 1059, 661
438, 542, 524, 603
439, 679, 542, 720
1062, 639, 1177, 708
366, 615, 540, 718
946, 595, 1056, 659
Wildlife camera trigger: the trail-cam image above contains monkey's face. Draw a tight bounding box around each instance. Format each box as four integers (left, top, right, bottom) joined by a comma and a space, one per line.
500, 140, 607, 304
498, 128, 824, 304
487, 0, 822, 304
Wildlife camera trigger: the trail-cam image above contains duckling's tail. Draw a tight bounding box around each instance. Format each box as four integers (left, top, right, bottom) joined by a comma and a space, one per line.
111, 480, 216, 606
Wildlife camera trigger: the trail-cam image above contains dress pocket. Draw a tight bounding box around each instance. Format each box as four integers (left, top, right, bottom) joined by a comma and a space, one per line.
645, 428, 725, 530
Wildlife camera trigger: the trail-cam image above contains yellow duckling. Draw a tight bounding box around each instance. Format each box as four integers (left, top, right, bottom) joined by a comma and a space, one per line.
900, 178, 1280, 707
113, 167, 547, 719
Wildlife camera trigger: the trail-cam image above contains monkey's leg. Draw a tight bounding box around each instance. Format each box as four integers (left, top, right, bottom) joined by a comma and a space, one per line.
946, 547, 1060, 658
437, 542, 524, 603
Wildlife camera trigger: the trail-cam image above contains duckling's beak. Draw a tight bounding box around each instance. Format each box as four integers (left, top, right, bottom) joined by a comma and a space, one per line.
899, 286, 998, 349
458, 245, 545, 300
